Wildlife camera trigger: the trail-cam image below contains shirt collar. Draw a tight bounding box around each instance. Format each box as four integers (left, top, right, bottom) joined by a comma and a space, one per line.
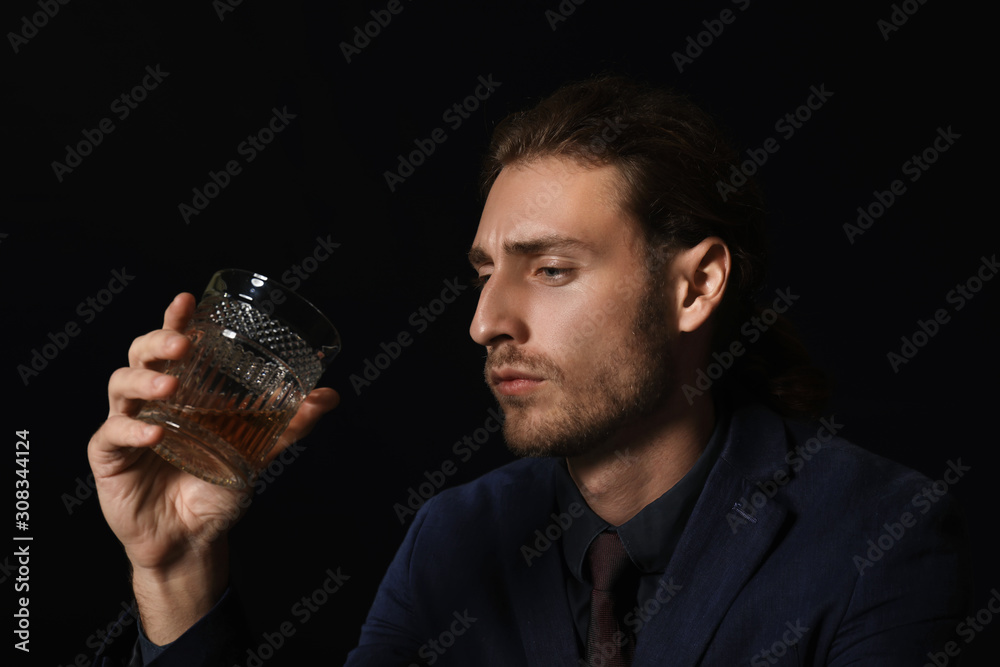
556, 405, 731, 581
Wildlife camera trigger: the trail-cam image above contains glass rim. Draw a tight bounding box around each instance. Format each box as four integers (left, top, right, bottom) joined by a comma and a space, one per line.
204, 268, 341, 367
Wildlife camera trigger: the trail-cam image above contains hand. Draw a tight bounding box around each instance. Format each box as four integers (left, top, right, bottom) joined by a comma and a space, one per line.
88, 292, 339, 643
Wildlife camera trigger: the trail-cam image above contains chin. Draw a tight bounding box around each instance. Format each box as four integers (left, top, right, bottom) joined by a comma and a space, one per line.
500, 413, 624, 459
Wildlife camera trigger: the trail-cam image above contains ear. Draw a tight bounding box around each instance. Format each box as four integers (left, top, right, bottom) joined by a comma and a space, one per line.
670, 237, 731, 333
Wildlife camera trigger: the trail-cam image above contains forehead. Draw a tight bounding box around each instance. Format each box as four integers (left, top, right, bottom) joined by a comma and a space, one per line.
471, 156, 640, 256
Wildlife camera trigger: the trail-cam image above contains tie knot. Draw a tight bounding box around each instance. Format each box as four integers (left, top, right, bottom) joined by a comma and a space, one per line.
585, 531, 631, 591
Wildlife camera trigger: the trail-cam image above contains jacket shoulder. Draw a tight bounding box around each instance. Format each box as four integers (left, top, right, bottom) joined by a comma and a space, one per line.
418, 456, 557, 528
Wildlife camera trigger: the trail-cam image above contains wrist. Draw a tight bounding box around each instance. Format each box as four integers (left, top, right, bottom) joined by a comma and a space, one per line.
131, 540, 229, 646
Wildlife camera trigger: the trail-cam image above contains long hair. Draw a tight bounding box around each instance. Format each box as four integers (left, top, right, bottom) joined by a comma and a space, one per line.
480, 74, 829, 419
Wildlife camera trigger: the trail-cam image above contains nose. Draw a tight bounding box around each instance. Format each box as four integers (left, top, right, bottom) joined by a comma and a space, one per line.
469, 271, 527, 348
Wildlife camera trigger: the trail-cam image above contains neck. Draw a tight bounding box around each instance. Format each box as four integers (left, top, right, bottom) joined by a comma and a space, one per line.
565, 393, 716, 526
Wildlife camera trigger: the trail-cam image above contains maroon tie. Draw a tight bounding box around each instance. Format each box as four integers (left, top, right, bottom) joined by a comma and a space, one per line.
585, 531, 635, 666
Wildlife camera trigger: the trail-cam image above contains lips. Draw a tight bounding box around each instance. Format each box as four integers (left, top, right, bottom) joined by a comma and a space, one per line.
489, 367, 545, 396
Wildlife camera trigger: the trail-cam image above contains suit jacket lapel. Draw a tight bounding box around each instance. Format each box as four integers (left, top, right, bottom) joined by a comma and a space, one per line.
632, 405, 793, 666
500, 459, 582, 667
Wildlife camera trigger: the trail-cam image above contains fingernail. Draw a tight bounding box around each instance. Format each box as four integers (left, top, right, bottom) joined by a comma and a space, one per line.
154, 375, 170, 391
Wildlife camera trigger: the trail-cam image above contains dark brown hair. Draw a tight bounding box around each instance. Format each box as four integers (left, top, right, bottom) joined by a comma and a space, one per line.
480, 74, 829, 419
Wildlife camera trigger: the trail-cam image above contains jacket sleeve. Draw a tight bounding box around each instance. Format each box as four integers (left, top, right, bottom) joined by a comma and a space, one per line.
93, 587, 250, 667
343, 496, 439, 666
827, 484, 973, 665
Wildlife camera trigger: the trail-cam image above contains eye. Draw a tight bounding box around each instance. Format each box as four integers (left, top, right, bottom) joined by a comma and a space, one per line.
474, 273, 491, 290
538, 267, 574, 283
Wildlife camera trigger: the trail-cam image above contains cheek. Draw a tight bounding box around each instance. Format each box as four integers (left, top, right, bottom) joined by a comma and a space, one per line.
528, 286, 629, 366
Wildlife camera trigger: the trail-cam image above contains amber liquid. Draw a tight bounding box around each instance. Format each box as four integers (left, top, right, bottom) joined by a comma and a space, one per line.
159, 404, 291, 464
140, 400, 297, 488
137, 320, 308, 488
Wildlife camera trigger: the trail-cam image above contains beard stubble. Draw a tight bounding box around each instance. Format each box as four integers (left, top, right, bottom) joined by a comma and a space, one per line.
485, 275, 674, 458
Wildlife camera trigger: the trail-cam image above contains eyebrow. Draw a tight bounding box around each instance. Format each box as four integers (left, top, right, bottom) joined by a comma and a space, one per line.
467, 234, 596, 268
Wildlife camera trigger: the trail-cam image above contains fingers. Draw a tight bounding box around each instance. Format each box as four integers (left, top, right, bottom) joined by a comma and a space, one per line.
92, 294, 195, 477
92, 415, 163, 452
88, 414, 163, 473
125, 293, 196, 368
264, 388, 339, 464
163, 292, 196, 332
284, 387, 340, 441
307, 387, 341, 411
128, 330, 192, 369
108, 367, 179, 417
294, 387, 340, 432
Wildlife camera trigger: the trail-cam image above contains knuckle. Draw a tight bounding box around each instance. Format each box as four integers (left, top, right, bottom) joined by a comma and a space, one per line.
93, 415, 121, 445
108, 366, 132, 390
130, 419, 152, 444
127, 331, 156, 366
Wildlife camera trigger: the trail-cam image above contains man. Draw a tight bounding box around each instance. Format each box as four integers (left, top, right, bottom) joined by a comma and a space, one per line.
89, 76, 970, 665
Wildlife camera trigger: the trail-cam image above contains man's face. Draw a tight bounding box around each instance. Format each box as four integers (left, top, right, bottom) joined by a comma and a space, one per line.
468, 156, 675, 458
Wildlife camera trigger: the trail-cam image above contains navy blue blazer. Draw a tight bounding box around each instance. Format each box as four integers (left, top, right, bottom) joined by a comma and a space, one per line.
345, 404, 970, 665
98, 404, 971, 665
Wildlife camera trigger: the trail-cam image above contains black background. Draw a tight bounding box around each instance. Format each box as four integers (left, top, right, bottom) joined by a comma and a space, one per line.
4, 0, 997, 665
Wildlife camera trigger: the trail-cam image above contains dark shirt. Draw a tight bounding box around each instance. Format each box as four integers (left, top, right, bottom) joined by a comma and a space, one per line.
555, 407, 729, 650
